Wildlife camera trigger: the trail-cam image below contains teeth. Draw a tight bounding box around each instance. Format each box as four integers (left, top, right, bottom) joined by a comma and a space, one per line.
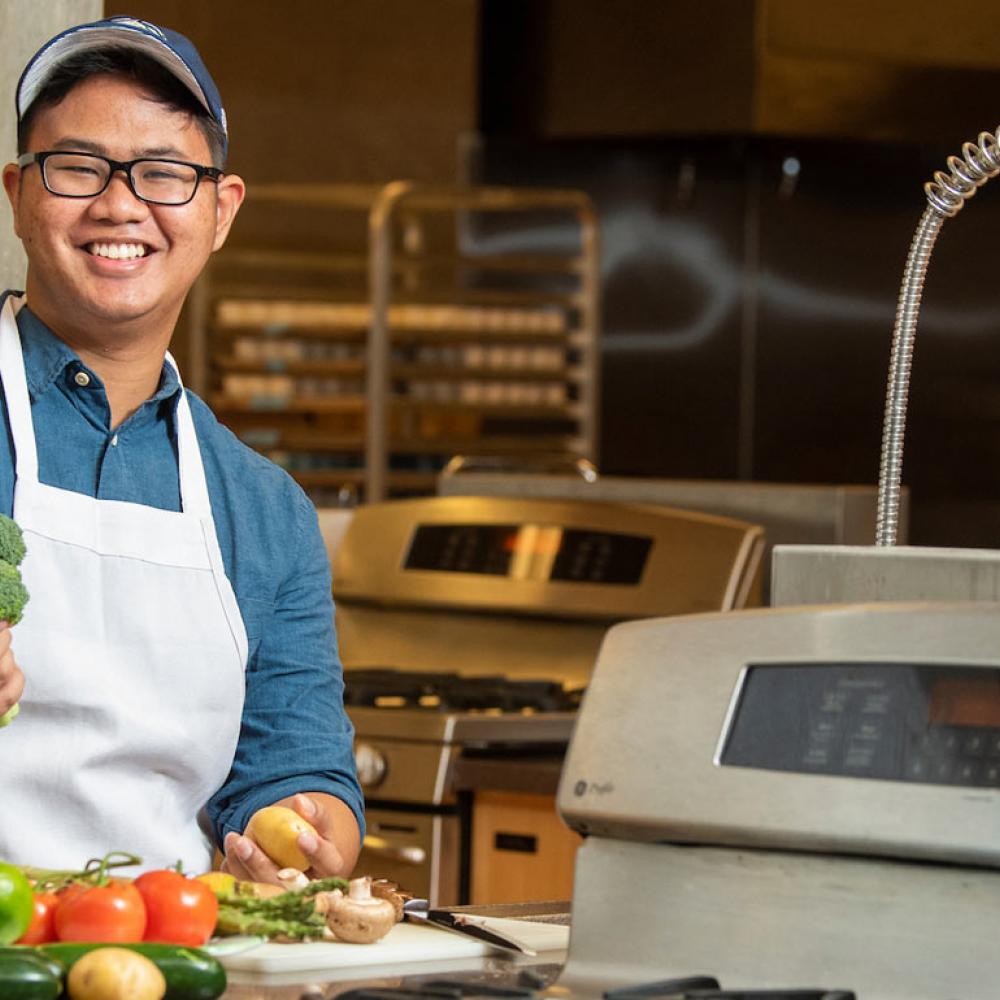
88, 243, 147, 260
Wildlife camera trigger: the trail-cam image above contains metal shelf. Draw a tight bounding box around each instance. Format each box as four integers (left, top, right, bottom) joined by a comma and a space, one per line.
189, 181, 600, 504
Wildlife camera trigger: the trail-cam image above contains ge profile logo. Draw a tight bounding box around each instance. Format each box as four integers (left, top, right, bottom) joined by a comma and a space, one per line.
573, 779, 614, 796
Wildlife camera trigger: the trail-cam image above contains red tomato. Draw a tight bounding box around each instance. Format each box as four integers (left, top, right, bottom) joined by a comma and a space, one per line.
15, 890, 60, 944
54, 879, 146, 943
133, 870, 218, 946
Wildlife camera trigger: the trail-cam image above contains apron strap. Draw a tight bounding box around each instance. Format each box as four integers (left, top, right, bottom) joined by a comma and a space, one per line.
0, 301, 212, 519
0, 295, 39, 484
166, 352, 212, 519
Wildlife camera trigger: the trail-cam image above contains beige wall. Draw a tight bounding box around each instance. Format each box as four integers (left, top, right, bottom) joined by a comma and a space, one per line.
0, 0, 103, 290
104, 0, 480, 185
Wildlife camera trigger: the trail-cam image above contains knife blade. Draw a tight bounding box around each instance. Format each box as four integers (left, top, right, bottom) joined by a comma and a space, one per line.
402, 898, 538, 956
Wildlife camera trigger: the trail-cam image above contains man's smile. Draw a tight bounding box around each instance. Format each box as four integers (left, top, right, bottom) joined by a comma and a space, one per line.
84, 241, 150, 260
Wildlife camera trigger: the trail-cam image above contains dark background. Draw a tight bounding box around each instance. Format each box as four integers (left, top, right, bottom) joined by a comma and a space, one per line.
108, 0, 1000, 546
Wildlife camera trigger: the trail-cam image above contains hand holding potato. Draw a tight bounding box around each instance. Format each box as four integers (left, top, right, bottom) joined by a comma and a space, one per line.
222, 792, 360, 884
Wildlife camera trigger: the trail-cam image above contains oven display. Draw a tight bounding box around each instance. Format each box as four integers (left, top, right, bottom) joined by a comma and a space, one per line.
720, 662, 1000, 788
403, 523, 652, 584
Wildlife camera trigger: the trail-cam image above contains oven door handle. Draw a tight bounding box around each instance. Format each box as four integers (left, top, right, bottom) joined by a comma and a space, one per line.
362, 834, 427, 866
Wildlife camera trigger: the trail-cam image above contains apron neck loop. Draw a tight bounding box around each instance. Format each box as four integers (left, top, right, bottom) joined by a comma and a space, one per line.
0, 295, 39, 484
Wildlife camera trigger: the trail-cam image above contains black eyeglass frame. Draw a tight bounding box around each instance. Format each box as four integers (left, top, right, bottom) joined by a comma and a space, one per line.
17, 150, 223, 206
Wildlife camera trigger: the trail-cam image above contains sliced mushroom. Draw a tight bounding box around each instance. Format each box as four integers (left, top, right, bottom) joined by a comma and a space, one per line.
324, 876, 398, 944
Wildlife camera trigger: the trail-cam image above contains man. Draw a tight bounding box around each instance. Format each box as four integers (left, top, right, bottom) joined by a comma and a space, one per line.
0, 16, 363, 882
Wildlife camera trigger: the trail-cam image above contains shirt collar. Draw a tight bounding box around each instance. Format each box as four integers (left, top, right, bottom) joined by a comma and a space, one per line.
16, 304, 182, 406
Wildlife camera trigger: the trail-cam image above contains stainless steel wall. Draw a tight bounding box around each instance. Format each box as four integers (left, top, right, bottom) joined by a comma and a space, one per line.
469, 135, 1000, 549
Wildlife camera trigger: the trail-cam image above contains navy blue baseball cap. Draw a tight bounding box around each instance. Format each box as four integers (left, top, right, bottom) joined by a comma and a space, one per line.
17, 16, 228, 156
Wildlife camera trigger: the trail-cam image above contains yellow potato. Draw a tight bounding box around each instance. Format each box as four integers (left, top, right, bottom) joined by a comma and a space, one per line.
245, 804, 318, 870
66, 947, 166, 1000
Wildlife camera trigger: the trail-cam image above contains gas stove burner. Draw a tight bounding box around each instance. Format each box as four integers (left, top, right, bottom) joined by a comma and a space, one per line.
325, 975, 856, 1000
344, 668, 582, 713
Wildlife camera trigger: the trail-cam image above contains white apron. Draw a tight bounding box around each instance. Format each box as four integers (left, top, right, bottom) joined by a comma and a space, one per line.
0, 295, 248, 872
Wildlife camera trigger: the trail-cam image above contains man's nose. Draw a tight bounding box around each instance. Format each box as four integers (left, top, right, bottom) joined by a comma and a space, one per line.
88, 169, 149, 220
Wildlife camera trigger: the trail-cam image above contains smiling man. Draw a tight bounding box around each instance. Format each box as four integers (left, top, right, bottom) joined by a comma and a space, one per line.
0, 17, 363, 881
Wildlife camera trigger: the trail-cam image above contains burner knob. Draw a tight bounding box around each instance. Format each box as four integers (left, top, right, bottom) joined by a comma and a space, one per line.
355, 742, 388, 788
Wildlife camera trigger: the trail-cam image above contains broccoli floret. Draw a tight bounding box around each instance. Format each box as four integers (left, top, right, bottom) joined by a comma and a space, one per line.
0, 515, 25, 567
0, 561, 28, 626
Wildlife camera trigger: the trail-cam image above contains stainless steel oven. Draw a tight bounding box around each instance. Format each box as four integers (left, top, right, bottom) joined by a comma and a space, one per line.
331, 495, 764, 904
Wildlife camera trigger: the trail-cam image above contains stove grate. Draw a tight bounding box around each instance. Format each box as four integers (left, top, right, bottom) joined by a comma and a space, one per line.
344, 668, 581, 713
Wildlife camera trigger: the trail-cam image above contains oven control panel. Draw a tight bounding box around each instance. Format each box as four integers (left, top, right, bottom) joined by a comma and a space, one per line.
559, 602, 1000, 867
722, 662, 1000, 788
334, 496, 764, 620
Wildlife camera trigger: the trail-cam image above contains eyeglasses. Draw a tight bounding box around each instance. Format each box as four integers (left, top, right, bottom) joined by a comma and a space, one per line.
17, 151, 223, 206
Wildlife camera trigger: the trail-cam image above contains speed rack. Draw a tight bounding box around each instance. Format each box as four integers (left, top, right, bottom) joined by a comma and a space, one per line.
186, 181, 601, 503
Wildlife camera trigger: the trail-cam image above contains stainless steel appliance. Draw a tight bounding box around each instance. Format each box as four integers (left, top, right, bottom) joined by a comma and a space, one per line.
554, 601, 1000, 999
333, 495, 764, 904
436, 471, 906, 600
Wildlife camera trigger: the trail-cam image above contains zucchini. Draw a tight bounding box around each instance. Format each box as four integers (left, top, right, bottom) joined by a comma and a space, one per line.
40, 941, 226, 1000
0, 949, 62, 1000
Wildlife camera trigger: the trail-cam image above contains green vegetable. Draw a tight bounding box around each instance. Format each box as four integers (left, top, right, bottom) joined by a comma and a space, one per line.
0, 950, 61, 1000
40, 942, 226, 1000
0, 947, 64, 980
0, 561, 28, 626
213, 876, 346, 940
0, 515, 25, 568
0, 862, 33, 944
0, 517, 29, 729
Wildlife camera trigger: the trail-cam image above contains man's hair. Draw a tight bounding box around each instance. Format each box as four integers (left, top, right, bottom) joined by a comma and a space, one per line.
17, 47, 227, 169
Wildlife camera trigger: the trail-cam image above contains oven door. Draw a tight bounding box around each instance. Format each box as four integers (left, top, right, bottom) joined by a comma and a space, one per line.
359, 805, 464, 906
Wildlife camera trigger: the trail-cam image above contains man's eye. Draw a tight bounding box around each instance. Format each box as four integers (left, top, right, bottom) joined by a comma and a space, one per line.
140, 166, 187, 183
55, 164, 101, 177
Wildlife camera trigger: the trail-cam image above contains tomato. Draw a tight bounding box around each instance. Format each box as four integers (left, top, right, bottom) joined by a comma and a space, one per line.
0, 861, 33, 944
54, 879, 146, 943
15, 889, 60, 944
133, 869, 219, 946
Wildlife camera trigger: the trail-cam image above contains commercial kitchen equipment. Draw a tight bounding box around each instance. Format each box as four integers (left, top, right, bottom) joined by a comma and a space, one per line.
437, 470, 905, 600
188, 181, 599, 505
333, 494, 764, 904
555, 600, 1000, 1000
230, 600, 997, 996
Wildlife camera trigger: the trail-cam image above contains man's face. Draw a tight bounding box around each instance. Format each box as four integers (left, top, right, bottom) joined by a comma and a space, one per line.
2, 73, 244, 342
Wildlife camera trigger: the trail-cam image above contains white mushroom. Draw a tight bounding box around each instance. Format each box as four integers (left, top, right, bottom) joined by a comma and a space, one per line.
324, 876, 398, 944
276, 867, 310, 891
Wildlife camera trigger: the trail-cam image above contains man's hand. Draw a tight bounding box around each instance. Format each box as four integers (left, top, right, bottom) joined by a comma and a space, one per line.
0, 624, 23, 718
222, 792, 361, 885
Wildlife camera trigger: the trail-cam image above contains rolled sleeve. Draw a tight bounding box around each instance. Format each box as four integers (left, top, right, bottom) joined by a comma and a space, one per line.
205, 493, 365, 845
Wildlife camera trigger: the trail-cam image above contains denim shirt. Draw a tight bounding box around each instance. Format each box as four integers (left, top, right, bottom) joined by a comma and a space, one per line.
0, 299, 364, 846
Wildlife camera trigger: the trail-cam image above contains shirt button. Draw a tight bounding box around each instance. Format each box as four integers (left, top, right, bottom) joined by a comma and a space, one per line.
110, 434, 119, 447
74, 371, 91, 387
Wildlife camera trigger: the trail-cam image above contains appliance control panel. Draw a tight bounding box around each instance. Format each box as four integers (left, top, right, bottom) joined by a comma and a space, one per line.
334, 495, 763, 619
722, 661, 1000, 788
559, 602, 1000, 867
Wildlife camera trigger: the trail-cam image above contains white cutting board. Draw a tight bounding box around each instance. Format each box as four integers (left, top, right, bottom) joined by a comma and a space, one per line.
219, 918, 569, 974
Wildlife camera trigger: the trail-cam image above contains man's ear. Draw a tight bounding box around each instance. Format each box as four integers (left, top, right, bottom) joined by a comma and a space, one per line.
212, 173, 245, 252
2, 163, 24, 237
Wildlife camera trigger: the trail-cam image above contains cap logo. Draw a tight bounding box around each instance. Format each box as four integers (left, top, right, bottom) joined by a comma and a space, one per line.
108, 17, 167, 41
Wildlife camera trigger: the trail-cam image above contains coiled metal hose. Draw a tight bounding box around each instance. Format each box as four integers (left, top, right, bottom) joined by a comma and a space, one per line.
876, 129, 1000, 545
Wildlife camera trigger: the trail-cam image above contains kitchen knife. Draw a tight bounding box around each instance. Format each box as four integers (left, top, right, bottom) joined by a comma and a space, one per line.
402, 898, 538, 956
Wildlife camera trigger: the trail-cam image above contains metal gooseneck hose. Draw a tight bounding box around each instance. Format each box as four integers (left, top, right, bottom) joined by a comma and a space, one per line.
876, 129, 1000, 545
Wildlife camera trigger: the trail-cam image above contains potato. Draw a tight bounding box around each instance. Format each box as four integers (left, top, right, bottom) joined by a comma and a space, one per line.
66, 947, 166, 1000
245, 804, 318, 870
